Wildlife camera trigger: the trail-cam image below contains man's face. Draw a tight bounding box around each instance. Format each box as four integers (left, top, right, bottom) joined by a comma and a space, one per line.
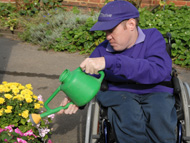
104, 19, 137, 51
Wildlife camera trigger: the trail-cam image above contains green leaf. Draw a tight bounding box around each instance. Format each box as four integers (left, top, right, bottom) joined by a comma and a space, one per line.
20, 118, 26, 125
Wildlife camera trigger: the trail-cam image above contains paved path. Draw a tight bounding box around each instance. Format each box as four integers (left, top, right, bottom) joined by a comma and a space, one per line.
0, 36, 87, 143
0, 35, 190, 143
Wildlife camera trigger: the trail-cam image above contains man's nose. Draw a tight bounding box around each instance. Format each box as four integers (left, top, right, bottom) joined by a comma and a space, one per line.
106, 32, 112, 41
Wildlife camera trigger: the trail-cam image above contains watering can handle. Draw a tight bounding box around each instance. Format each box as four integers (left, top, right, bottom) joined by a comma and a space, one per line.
44, 86, 61, 111
40, 102, 73, 118
79, 67, 104, 82
44, 86, 73, 110
43, 86, 74, 117
98, 71, 105, 83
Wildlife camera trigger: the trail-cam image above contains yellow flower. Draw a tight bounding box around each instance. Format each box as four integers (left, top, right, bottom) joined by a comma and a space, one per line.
22, 110, 29, 118
5, 109, 12, 113
33, 95, 38, 99
0, 85, 4, 93
2, 81, 8, 85
12, 87, 20, 95
38, 101, 44, 105
0, 109, 4, 116
4, 106, 13, 113
24, 93, 32, 99
0, 85, 10, 93
4, 94, 13, 99
10, 85, 17, 91
10, 82, 19, 87
18, 85, 25, 90
25, 97, 33, 103
25, 84, 33, 90
0, 97, 5, 104
20, 89, 26, 95
3, 86, 11, 92
21, 89, 33, 96
34, 103, 41, 109
7, 106, 13, 110
13, 94, 24, 101
13, 96, 17, 100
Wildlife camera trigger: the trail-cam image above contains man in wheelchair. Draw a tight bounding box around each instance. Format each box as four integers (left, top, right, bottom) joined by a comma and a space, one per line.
58, 1, 190, 143
80, 1, 177, 143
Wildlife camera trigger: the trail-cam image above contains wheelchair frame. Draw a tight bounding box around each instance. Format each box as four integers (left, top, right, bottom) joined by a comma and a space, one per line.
85, 78, 190, 143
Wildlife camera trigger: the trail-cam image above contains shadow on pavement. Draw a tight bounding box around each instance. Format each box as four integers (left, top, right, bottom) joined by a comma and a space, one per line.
0, 37, 20, 82
50, 109, 87, 143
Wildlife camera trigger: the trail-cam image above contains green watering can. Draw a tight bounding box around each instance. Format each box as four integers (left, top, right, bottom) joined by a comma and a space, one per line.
29, 67, 104, 125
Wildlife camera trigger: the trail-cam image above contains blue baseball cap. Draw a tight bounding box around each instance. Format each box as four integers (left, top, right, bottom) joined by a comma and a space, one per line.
90, 1, 139, 31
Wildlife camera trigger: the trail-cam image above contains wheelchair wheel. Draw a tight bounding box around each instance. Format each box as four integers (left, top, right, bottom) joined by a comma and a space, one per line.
85, 98, 116, 143
178, 79, 190, 142
85, 98, 100, 143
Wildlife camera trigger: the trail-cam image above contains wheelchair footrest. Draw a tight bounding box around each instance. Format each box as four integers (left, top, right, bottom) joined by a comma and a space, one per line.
183, 136, 190, 141
92, 134, 100, 139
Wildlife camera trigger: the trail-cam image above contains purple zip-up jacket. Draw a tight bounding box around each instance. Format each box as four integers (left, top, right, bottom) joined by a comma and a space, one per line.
90, 27, 173, 94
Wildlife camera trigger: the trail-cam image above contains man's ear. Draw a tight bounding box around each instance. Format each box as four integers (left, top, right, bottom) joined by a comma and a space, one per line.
126, 18, 136, 31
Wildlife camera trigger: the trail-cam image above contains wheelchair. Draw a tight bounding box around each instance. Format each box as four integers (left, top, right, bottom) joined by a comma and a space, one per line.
85, 33, 190, 143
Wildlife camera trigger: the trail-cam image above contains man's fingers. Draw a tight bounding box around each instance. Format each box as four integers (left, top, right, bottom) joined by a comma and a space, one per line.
80, 57, 105, 75
60, 97, 69, 106
64, 104, 79, 114
57, 109, 64, 115
80, 58, 88, 71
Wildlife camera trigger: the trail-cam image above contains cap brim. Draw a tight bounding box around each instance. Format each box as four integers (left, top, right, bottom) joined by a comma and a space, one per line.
90, 20, 123, 31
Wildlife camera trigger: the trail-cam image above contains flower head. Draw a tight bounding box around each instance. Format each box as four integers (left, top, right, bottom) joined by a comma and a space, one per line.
5, 125, 14, 132
17, 138, 27, 143
0, 97, 5, 104
12, 87, 20, 95
38, 95, 43, 102
21, 110, 29, 119
7, 106, 13, 110
25, 97, 33, 103
34, 103, 41, 109
48, 114, 55, 120
5, 109, 12, 113
0, 108, 4, 116
38, 128, 50, 137
4, 94, 13, 99
25, 84, 33, 90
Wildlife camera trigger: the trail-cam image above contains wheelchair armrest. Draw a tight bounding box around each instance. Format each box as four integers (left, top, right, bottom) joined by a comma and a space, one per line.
172, 77, 181, 94
100, 80, 108, 91
172, 68, 181, 94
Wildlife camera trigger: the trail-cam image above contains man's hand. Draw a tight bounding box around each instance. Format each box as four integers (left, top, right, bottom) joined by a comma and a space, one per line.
57, 97, 79, 115
80, 57, 105, 74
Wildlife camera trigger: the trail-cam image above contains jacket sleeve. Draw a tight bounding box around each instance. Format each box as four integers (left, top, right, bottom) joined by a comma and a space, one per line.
104, 29, 172, 84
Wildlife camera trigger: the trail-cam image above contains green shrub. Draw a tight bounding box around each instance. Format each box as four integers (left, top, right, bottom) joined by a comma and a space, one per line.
139, 3, 190, 67
0, 3, 16, 17
19, 9, 99, 49
49, 17, 105, 54
18, 3, 190, 67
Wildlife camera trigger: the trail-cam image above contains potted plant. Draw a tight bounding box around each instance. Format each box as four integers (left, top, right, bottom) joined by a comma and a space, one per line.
0, 81, 54, 143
